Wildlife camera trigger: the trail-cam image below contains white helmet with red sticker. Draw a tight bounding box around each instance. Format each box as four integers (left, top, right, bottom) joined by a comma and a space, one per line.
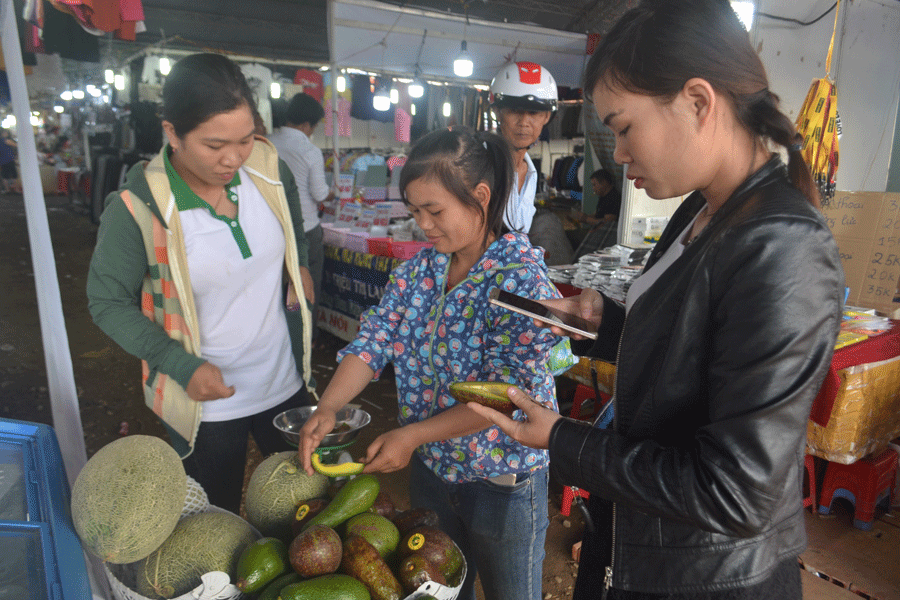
489, 61, 558, 112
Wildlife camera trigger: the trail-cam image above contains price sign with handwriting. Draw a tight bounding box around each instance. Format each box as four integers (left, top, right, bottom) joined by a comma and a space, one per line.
821, 192, 900, 316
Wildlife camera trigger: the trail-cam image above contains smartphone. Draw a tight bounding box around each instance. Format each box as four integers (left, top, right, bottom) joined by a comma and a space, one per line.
488, 288, 598, 340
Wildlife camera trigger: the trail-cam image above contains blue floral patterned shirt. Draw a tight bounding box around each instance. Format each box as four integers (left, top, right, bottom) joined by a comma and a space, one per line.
337, 232, 569, 483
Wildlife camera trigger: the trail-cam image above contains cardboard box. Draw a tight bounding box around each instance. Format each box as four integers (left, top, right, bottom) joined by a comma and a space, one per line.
806, 354, 900, 464
820, 191, 900, 317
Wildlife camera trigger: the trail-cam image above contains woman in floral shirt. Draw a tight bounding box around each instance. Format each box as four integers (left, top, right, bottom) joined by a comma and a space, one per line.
299, 126, 569, 600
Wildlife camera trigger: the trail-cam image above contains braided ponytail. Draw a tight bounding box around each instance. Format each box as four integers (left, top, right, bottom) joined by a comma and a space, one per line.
742, 89, 820, 208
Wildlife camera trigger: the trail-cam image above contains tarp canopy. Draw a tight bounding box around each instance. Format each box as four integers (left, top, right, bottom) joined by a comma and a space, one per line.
332, 0, 588, 86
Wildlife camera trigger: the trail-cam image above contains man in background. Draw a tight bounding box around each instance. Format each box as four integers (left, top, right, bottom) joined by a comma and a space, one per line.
268, 93, 334, 343
490, 61, 573, 265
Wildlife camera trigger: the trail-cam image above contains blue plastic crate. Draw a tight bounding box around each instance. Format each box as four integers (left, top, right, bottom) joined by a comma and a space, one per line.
0, 418, 92, 600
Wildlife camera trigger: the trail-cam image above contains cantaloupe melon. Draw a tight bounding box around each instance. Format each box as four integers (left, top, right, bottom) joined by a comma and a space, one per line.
71, 435, 186, 563
244, 451, 329, 542
136, 510, 256, 599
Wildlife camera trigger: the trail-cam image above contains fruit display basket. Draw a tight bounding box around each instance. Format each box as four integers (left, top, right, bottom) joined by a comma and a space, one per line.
402, 548, 466, 600
103, 477, 262, 600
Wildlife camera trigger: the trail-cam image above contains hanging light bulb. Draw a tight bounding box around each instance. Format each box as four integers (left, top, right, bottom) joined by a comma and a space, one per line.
408, 80, 424, 99
390, 86, 399, 105
453, 40, 473, 78
104, 69, 115, 84
410, 103, 416, 116
72, 89, 85, 100
373, 81, 391, 111
270, 81, 282, 99
60, 90, 73, 101
114, 74, 126, 91
159, 56, 171, 76
54, 105, 64, 113
336, 75, 346, 93
443, 101, 452, 117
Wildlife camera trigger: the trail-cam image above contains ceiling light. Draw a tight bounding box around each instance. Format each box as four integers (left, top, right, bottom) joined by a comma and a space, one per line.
270, 81, 282, 99
410, 103, 416, 116
389, 86, 399, 104
72, 89, 85, 100
442, 101, 452, 117
104, 69, 115, 84
159, 56, 171, 76
336, 75, 346, 93
53, 105, 64, 113
60, 91, 73, 101
114, 74, 126, 91
408, 81, 424, 99
373, 83, 391, 111
453, 40, 473, 78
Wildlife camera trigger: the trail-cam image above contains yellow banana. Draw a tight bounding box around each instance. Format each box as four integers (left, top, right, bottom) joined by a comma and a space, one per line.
310, 452, 364, 477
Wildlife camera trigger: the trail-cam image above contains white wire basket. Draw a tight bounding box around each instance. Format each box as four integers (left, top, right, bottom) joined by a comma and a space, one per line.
103, 477, 260, 600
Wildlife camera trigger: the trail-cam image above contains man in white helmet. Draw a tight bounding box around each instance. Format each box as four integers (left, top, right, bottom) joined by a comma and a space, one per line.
490, 61, 557, 233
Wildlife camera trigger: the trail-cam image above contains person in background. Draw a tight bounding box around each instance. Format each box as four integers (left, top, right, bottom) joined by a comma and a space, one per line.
298, 126, 570, 600
87, 53, 316, 515
268, 93, 334, 344
489, 61, 557, 234
575, 169, 621, 226
0, 129, 18, 194
466, 1, 844, 599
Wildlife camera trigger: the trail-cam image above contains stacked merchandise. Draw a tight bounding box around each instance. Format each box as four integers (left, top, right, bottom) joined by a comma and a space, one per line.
566, 245, 650, 304
835, 308, 894, 350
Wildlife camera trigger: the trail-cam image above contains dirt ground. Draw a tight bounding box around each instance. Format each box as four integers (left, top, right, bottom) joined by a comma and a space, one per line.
0, 192, 585, 599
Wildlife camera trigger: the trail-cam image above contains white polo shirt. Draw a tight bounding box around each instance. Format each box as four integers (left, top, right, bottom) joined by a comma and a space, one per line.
268, 126, 326, 232
504, 152, 538, 233
178, 167, 303, 421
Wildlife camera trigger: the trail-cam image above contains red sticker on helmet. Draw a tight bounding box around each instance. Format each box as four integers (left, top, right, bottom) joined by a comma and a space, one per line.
517, 62, 542, 85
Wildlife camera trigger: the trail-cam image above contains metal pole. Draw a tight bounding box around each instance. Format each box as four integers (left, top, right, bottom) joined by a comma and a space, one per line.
1, 0, 86, 485
0, 2, 111, 597
328, 0, 341, 189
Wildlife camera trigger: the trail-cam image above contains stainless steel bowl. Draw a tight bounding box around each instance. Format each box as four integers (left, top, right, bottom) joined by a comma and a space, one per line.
273, 406, 371, 448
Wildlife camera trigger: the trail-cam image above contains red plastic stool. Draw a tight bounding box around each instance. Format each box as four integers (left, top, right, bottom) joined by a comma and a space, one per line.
803, 454, 816, 510
560, 486, 590, 517
818, 448, 898, 530
570, 384, 611, 421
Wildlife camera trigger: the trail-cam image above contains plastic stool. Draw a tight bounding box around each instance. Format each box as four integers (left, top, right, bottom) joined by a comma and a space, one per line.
803, 454, 816, 510
818, 448, 898, 530
570, 384, 611, 421
560, 486, 590, 517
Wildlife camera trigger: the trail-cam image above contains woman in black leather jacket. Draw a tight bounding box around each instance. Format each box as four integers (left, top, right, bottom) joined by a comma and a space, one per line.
466, 1, 845, 598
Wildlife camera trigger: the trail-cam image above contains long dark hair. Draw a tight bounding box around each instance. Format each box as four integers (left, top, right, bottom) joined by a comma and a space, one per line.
399, 126, 514, 248
162, 53, 256, 138
584, 0, 818, 207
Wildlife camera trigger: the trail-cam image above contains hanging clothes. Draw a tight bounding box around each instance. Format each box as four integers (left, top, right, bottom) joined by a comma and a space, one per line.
294, 68, 324, 103
350, 74, 394, 123
241, 63, 274, 134
41, 4, 99, 62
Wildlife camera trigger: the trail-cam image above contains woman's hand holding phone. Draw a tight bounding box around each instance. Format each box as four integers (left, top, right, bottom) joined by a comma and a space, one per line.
534, 289, 604, 339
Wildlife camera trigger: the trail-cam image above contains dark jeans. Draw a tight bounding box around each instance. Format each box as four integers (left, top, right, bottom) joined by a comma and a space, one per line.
173, 385, 311, 514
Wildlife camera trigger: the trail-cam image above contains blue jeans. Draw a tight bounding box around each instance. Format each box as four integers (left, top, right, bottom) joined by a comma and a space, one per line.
409, 454, 550, 600
166, 385, 310, 514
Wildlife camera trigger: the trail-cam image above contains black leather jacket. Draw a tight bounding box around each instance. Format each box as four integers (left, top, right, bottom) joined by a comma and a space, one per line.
550, 156, 844, 595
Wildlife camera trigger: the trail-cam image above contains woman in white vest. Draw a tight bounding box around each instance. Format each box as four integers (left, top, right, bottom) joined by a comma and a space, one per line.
87, 53, 316, 514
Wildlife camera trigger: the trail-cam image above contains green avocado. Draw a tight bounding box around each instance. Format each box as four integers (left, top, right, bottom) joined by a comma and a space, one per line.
303, 474, 380, 531
235, 537, 289, 593
448, 382, 515, 415
278, 574, 370, 600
